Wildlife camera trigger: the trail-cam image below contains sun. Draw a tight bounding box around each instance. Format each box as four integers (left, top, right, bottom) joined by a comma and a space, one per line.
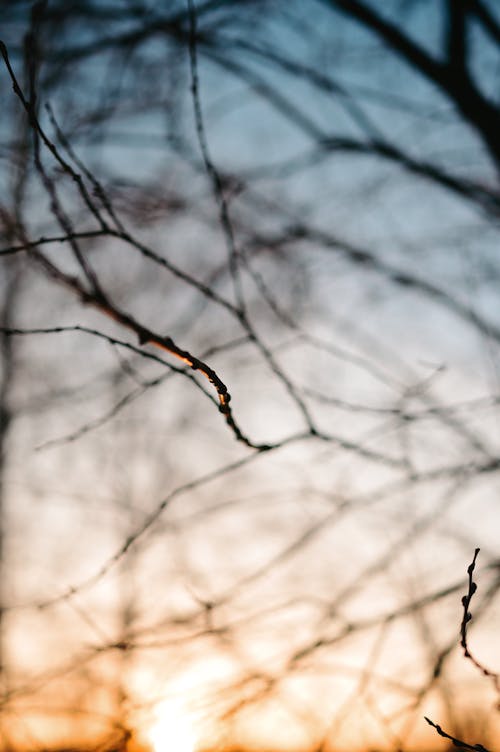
147, 700, 198, 752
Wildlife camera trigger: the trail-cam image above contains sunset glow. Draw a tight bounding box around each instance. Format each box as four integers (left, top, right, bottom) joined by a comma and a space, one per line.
2, 1, 500, 750
147, 701, 198, 752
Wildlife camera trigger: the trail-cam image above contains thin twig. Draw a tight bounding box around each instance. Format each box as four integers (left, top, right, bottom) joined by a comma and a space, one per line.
424, 716, 491, 752
460, 548, 500, 693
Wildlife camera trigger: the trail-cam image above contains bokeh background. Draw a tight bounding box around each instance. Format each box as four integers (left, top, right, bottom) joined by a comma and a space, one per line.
0, 1, 500, 750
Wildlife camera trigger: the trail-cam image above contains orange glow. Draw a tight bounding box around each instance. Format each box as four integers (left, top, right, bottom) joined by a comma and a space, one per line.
147, 700, 199, 752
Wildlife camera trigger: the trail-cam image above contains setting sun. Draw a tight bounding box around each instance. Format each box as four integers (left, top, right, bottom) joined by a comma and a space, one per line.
147, 701, 198, 752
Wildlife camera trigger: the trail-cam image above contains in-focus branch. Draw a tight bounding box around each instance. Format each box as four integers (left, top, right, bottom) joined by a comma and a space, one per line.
424, 716, 491, 752
460, 548, 500, 694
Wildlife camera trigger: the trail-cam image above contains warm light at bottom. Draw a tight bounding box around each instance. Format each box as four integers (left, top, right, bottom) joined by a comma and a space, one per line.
147, 700, 199, 752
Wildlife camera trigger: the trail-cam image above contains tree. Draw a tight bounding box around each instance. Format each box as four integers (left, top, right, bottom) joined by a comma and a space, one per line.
0, 1, 499, 750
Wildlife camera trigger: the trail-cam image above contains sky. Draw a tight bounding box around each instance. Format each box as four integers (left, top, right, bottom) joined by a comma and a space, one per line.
1, 1, 500, 751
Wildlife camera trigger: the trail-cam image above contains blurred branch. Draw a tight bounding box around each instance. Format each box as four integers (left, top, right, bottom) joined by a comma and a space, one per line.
323, 0, 500, 168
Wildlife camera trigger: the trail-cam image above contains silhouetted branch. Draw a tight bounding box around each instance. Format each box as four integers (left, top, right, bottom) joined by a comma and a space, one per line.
460, 549, 500, 693
425, 715, 491, 752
